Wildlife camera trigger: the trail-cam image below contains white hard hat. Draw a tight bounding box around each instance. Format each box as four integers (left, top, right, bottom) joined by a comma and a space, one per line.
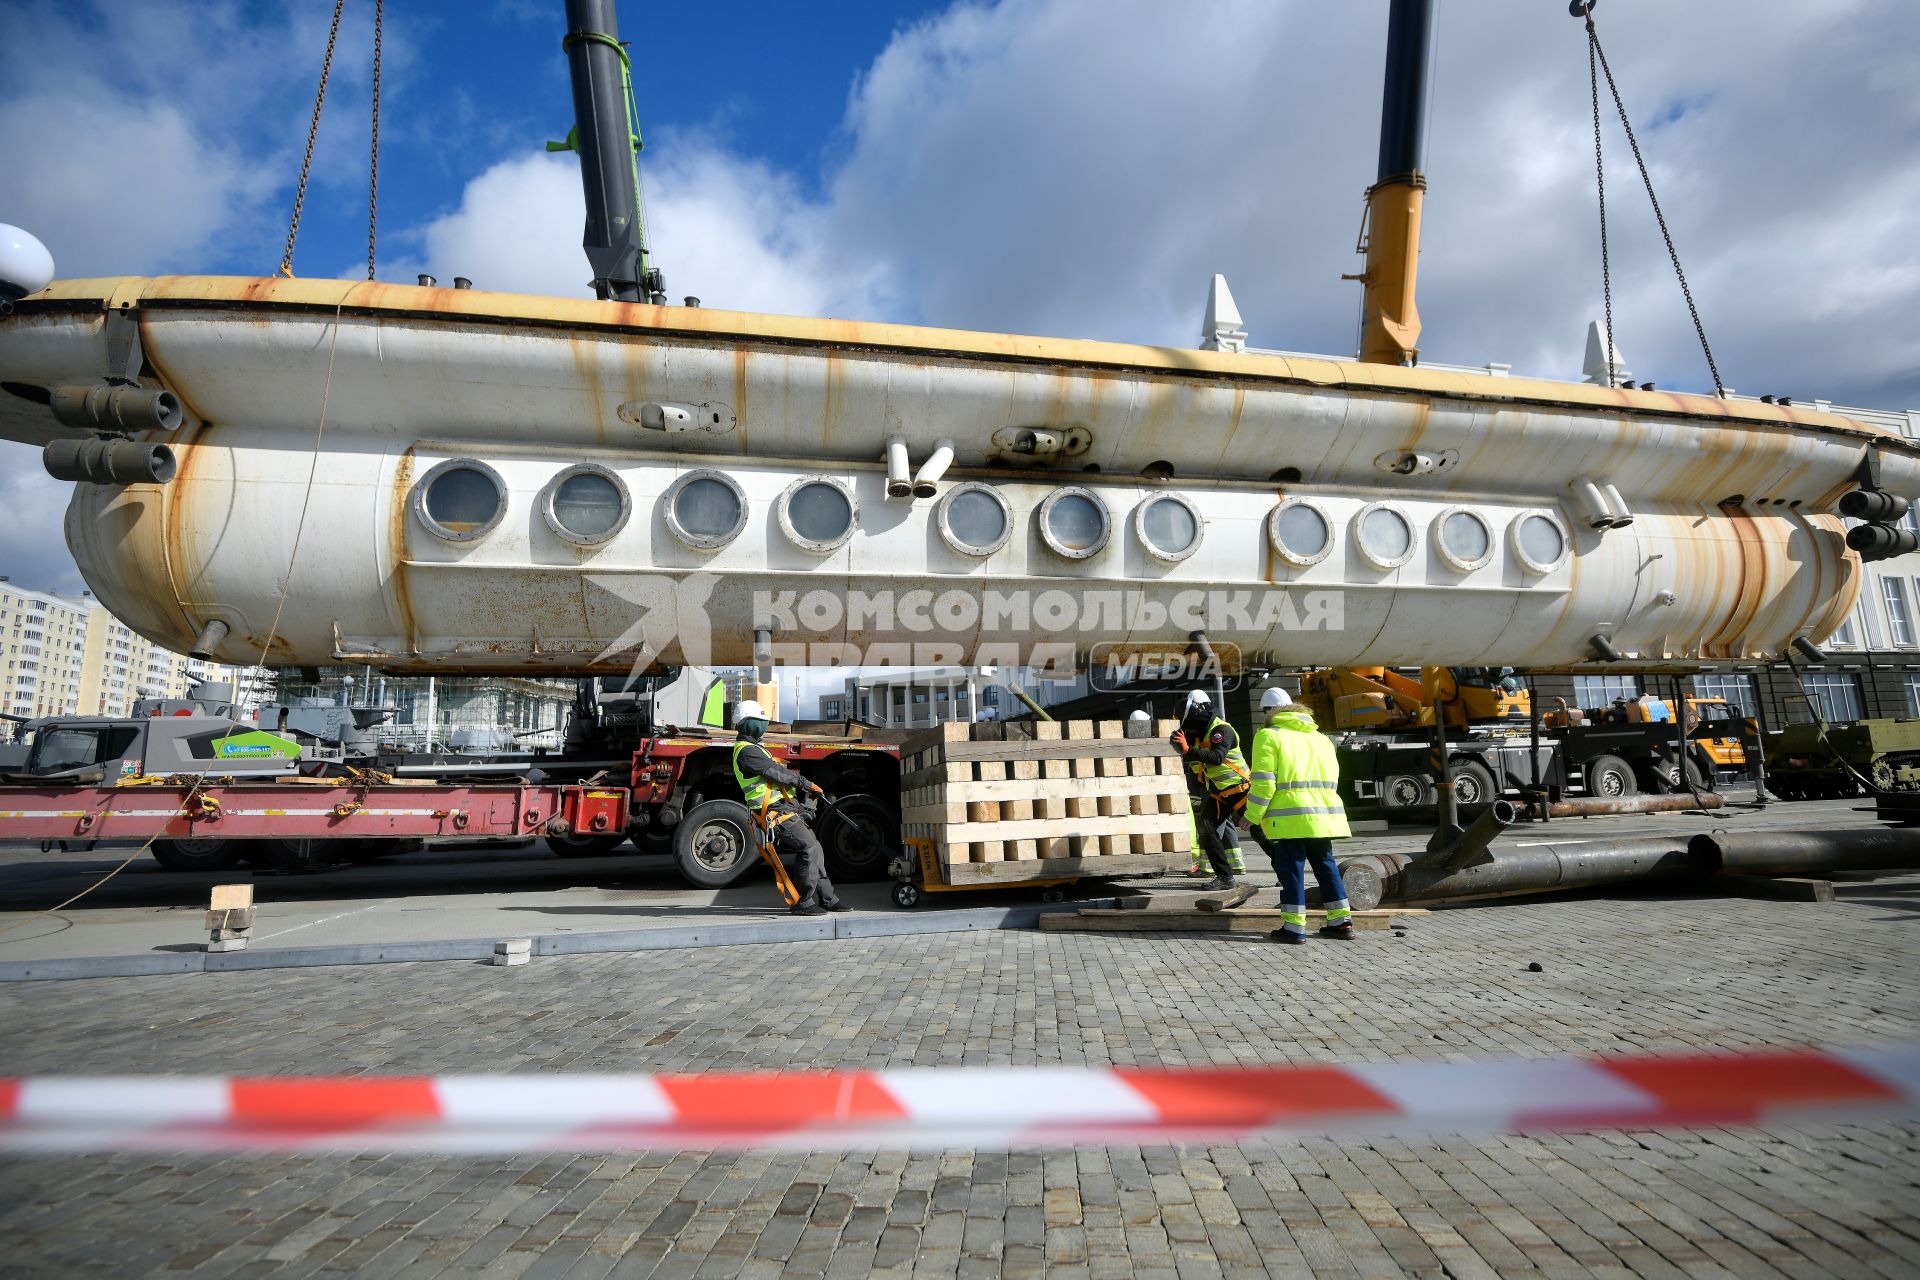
1126, 709, 1150, 723
735, 699, 768, 722
1184, 689, 1212, 710
1260, 687, 1293, 711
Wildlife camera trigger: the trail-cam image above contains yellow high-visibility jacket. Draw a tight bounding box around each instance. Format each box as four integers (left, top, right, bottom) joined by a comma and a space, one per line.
1244, 708, 1351, 839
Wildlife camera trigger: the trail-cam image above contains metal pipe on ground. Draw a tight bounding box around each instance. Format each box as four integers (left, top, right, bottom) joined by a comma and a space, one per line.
1338, 835, 1694, 910
1687, 829, 1920, 876
1547, 793, 1724, 817
1429, 799, 1517, 871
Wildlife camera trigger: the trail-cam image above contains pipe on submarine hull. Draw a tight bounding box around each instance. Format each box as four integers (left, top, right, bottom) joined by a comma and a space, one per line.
1687, 828, 1920, 876
1339, 836, 1694, 908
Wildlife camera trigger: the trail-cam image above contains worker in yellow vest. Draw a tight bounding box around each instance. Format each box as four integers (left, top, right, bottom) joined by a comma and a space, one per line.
1242, 687, 1356, 942
730, 700, 846, 915
1172, 690, 1251, 890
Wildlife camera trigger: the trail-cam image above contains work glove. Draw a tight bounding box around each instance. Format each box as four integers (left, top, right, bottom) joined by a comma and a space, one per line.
805, 780, 825, 797
1171, 731, 1189, 753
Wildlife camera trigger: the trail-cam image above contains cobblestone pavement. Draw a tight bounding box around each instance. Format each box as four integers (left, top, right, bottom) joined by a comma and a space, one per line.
3, 877, 1919, 1278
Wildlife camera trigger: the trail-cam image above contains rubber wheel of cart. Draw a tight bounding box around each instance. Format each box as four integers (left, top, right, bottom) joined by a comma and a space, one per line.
150, 837, 244, 872
817, 794, 897, 882
892, 882, 922, 909
1448, 759, 1498, 806
1585, 753, 1637, 799
1040, 887, 1067, 904
548, 832, 628, 857
673, 799, 759, 888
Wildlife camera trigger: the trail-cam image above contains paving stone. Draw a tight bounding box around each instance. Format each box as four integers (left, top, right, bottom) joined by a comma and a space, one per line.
2, 881, 1918, 1278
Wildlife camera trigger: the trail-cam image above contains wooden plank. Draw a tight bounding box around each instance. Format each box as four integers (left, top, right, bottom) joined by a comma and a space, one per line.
1001, 798, 1034, 822
921, 738, 1177, 761
968, 801, 1000, 823
927, 813, 1187, 842
940, 851, 1175, 885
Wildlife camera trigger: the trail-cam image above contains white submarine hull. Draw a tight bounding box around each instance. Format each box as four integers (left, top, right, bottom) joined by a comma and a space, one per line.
0, 275, 1909, 675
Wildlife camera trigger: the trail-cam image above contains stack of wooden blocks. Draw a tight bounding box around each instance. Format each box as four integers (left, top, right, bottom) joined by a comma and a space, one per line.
899, 720, 1191, 884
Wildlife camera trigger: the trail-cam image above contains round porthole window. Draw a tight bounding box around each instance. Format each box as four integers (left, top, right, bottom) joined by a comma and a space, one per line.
1266, 498, 1333, 567
935, 483, 1012, 557
1432, 507, 1494, 572
662, 469, 748, 550
1511, 510, 1571, 575
413, 459, 507, 542
540, 464, 631, 546
1035, 488, 1111, 560
1354, 501, 1415, 569
776, 477, 858, 554
1133, 494, 1203, 562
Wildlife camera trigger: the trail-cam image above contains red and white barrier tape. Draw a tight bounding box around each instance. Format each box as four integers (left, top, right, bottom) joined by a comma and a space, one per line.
4, 1045, 1916, 1153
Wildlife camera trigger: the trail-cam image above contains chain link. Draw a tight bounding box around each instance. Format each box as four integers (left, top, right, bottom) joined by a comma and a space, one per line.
1585, 13, 1725, 396
368, 0, 382, 280
279, 0, 346, 278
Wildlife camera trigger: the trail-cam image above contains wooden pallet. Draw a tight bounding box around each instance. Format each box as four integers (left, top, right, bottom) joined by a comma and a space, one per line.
1039, 909, 1416, 934
899, 719, 1190, 885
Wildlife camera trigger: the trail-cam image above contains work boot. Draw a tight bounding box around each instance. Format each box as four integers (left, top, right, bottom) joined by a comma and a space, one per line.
1318, 922, 1356, 940
1201, 875, 1236, 892
790, 901, 828, 917
822, 900, 852, 913
1268, 929, 1307, 945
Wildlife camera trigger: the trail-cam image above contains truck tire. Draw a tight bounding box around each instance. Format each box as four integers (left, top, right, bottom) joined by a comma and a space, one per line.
1447, 760, 1498, 806
1585, 754, 1637, 799
151, 837, 244, 872
548, 832, 628, 857
1379, 772, 1435, 810
673, 799, 760, 889
817, 794, 897, 882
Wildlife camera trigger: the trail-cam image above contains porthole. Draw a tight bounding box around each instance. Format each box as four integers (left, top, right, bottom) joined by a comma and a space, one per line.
1035, 487, 1111, 560
662, 469, 748, 550
413, 459, 507, 543
1353, 501, 1416, 570
1266, 498, 1333, 567
1511, 510, 1571, 575
776, 477, 858, 554
1432, 506, 1494, 572
1133, 493, 1203, 562
540, 463, 631, 546
935, 482, 1012, 557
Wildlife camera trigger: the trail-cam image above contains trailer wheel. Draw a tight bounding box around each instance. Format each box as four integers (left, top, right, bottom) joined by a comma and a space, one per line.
817, 794, 897, 882
673, 799, 760, 888
892, 882, 922, 909
1585, 754, 1637, 798
1448, 760, 1498, 806
1379, 772, 1435, 810
151, 838, 244, 872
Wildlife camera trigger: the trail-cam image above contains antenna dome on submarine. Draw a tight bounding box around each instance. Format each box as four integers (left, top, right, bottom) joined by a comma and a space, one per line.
0, 224, 55, 303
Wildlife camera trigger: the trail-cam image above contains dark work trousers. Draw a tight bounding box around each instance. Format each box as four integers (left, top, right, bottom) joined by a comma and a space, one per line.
1248, 833, 1351, 917
771, 816, 840, 907
1192, 793, 1246, 877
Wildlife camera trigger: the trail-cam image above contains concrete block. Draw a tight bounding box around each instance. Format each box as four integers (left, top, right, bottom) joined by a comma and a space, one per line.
491, 938, 532, 966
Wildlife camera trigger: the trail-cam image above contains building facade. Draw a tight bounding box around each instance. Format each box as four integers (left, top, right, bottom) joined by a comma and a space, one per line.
1, 580, 254, 726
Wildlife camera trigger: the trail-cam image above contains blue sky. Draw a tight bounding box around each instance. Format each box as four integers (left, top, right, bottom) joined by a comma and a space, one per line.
3, 0, 1919, 597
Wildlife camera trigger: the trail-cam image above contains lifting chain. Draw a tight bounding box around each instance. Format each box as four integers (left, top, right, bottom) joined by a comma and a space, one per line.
1575, 2, 1724, 397
368, 0, 383, 280
280, 0, 346, 278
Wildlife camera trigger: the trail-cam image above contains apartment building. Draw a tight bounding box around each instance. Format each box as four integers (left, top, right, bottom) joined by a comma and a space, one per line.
0, 579, 255, 726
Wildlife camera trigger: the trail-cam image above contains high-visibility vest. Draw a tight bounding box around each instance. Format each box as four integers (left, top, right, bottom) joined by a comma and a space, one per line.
1244, 710, 1350, 839
732, 739, 795, 826
1186, 717, 1252, 798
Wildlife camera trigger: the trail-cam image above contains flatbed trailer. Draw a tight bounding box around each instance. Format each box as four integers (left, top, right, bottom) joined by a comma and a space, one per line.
0, 779, 630, 870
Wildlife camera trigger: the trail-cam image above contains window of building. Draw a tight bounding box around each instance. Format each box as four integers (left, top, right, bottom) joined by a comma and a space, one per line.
1572, 675, 1641, 708
1905, 674, 1920, 717
1690, 673, 1757, 717
1886, 578, 1916, 647
1830, 609, 1861, 648
1802, 672, 1864, 723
